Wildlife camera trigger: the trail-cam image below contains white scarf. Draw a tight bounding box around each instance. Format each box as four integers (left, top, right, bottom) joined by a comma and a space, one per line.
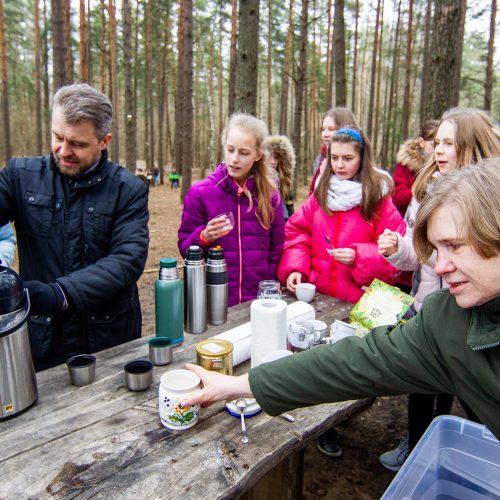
327, 175, 363, 212
326, 169, 390, 212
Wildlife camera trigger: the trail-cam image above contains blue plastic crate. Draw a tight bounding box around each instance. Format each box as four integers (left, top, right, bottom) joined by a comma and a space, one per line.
382, 415, 500, 499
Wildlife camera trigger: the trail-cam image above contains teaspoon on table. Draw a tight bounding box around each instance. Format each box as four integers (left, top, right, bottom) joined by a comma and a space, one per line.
235, 398, 249, 444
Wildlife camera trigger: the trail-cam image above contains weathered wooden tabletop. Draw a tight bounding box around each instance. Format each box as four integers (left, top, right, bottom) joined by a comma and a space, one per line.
0, 294, 373, 499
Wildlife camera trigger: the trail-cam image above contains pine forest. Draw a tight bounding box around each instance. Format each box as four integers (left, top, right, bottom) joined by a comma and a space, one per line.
0, 0, 498, 197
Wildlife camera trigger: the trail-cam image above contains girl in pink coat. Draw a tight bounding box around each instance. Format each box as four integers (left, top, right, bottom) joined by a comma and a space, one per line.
278, 127, 405, 304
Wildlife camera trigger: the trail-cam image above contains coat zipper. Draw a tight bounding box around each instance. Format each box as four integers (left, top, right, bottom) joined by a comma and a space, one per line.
472, 340, 500, 351
236, 183, 245, 304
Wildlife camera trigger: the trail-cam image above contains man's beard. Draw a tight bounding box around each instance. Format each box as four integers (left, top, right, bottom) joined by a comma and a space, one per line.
55, 154, 98, 177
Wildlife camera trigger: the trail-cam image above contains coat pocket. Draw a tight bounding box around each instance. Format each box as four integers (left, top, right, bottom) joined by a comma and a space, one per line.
86, 295, 141, 352
24, 192, 62, 238
28, 315, 53, 359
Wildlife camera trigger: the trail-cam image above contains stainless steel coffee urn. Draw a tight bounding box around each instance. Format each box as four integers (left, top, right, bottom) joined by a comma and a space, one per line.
0, 266, 38, 420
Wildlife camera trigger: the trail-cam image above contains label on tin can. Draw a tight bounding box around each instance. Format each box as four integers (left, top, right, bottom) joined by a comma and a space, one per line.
196, 338, 233, 375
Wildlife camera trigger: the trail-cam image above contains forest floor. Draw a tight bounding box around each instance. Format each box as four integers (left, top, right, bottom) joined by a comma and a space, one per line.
139, 176, 467, 499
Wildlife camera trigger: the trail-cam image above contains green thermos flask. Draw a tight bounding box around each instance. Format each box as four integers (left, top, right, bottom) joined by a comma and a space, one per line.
155, 257, 184, 346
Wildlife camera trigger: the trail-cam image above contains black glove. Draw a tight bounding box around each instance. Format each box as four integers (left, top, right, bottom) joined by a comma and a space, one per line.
24, 280, 67, 316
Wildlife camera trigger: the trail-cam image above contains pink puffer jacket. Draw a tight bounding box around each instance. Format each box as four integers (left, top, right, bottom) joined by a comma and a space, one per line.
277, 195, 406, 303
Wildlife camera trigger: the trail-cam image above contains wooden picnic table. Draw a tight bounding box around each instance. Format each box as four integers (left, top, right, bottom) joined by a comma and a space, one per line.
0, 293, 373, 499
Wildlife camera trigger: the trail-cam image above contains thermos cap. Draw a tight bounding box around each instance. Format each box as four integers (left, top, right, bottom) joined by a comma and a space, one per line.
207, 246, 225, 261
186, 245, 203, 261
160, 257, 177, 268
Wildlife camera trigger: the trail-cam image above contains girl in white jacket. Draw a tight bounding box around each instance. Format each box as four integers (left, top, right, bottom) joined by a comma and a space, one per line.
377, 107, 500, 471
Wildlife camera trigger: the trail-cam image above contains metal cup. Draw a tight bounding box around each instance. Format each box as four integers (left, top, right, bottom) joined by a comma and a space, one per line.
148, 337, 173, 366
124, 360, 153, 391
66, 354, 96, 386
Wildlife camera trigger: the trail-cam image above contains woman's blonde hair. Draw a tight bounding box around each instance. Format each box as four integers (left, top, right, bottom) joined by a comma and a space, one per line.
221, 113, 277, 229
413, 108, 500, 202
315, 127, 392, 220
414, 158, 500, 261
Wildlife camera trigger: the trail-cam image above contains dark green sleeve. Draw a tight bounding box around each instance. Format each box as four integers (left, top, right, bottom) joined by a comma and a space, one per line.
249, 301, 455, 416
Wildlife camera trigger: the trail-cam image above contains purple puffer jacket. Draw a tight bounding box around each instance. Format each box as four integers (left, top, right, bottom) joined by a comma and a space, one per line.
178, 164, 285, 306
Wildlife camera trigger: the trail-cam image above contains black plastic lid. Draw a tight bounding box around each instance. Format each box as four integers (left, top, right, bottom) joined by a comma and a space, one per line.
186, 245, 203, 261
0, 266, 24, 315
207, 246, 225, 260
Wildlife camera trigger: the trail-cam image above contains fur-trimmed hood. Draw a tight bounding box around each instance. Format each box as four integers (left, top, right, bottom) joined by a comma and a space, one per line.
265, 135, 296, 175
396, 139, 427, 174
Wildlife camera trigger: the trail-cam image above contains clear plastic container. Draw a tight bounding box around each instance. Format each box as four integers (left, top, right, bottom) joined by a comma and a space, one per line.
382, 415, 500, 499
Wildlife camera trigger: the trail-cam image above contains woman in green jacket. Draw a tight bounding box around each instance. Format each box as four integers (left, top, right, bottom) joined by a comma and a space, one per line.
183, 159, 500, 440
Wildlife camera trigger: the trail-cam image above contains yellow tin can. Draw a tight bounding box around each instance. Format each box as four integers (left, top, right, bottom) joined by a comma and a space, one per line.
195, 338, 233, 375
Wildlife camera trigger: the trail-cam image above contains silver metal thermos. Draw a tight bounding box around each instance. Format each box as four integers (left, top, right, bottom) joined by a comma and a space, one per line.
183, 246, 207, 334
207, 246, 228, 326
0, 266, 38, 421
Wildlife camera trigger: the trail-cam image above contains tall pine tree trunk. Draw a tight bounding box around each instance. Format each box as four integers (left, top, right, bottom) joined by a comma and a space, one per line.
291, 0, 308, 198
227, 0, 237, 116
351, 0, 359, 113
366, 0, 381, 138
0, 0, 11, 161
401, 0, 414, 139
122, 0, 136, 173
381, 0, 401, 168
235, 0, 260, 114
174, 0, 185, 182
279, 0, 293, 133
79, 0, 89, 82
324, 0, 333, 109
484, 0, 496, 111
99, 0, 107, 93
179, 0, 193, 200
52, 0, 71, 90
428, 0, 466, 119
373, 0, 385, 157
34, 0, 43, 154
108, 0, 119, 163
42, 0, 50, 147
266, 1, 273, 132
145, 0, 154, 174
419, 0, 433, 125
333, 0, 346, 106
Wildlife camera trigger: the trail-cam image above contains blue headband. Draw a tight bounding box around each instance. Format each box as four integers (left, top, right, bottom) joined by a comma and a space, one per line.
334, 128, 364, 144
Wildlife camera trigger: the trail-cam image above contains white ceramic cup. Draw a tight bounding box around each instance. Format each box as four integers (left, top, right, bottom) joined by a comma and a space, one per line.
295, 283, 316, 303
330, 320, 357, 343
159, 369, 201, 431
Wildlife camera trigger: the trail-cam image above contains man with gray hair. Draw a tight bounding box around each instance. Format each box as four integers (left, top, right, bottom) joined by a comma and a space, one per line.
0, 83, 149, 371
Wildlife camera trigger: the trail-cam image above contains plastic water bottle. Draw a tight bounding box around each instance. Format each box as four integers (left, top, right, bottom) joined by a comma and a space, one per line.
183, 246, 207, 334
155, 258, 184, 346
207, 246, 228, 326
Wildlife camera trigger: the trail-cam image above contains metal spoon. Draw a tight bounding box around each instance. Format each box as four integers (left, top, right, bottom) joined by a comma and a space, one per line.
280, 413, 295, 422
235, 398, 249, 444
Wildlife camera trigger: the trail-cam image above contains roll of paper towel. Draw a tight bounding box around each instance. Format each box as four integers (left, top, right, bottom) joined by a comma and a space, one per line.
213, 323, 252, 366
212, 300, 316, 367
251, 299, 288, 368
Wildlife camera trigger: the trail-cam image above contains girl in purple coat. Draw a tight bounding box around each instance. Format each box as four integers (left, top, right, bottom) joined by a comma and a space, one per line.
178, 114, 285, 306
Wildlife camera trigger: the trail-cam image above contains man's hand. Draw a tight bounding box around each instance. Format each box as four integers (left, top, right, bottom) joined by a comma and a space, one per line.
24, 281, 66, 316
